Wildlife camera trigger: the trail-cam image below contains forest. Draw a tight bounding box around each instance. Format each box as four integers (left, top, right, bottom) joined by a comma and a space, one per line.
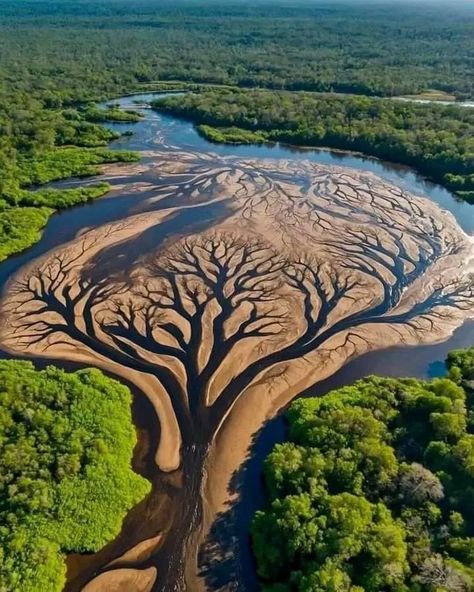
0, 362, 150, 592
153, 90, 474, 202
253, 347, 474, 592
1, 0, 473, 99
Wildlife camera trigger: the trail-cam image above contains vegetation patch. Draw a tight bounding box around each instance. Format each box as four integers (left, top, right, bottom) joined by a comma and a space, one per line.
0, 65, 141, 261
197, 124, 267, 145
0, 105, 139, 259
16, 182, 111, 209
18, 148, 138, 189
85, 105, 143, 123
253, 347, 474, 591
0, 361, 150, 592
0, 207, 52, 262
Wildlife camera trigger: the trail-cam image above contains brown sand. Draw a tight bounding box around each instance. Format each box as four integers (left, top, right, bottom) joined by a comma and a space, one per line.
107, 535, 163, 568
81, 567, 157, 592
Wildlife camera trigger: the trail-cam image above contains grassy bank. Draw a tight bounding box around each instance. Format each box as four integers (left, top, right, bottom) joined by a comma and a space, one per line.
0, 108, 139, 261
0, 362, 150, 592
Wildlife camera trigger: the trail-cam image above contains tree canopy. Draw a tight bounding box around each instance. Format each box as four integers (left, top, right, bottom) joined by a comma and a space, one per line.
252, 347, 474, 591
1, 1, 473, 99
0, 361, 150, 592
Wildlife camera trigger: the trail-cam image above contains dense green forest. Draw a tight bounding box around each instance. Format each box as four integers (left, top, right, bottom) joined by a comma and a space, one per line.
0, 87, 139, 261
153, 90, 474, 202
1, 1, 473, 99
252, 348, 474, 591
0, 362, 150, 592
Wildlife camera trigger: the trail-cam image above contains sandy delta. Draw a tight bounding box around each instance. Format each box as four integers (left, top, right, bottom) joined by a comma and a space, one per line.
0, 148, 473, 591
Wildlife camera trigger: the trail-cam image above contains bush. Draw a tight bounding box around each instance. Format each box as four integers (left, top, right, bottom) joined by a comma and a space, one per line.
0, 207, 52, 262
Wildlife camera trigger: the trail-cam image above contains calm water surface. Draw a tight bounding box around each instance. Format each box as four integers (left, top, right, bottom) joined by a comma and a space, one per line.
110, 93, 474, 235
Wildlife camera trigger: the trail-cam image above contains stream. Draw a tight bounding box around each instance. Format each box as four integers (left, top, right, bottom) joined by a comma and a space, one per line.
0, 92, 472, 591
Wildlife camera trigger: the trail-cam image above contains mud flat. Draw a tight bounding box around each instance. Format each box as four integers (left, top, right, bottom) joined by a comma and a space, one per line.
1, 148, 472, 591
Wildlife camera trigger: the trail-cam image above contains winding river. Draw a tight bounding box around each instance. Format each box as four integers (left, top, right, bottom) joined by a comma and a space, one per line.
0, 92, 473, 591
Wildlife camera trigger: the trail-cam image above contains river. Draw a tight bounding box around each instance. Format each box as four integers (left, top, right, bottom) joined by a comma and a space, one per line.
0, 92, 472, 591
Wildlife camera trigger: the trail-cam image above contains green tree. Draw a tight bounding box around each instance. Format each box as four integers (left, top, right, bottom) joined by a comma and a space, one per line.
252, 348, 474, 591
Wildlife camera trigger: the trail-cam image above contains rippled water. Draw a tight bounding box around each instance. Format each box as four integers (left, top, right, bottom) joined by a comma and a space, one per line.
106, 93, 474, 235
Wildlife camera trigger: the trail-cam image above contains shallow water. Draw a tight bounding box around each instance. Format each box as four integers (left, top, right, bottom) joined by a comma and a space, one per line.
107, 93, 474, 235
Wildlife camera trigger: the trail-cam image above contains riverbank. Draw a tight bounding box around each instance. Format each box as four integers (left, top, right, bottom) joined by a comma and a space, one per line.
151, 89, 474, 204
198, 319, 474, 591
